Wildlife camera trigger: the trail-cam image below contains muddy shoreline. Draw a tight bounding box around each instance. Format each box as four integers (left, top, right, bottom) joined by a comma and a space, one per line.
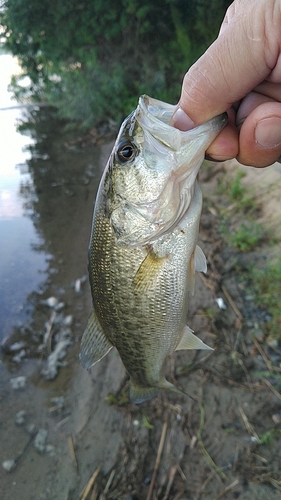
1, 120, 281, 499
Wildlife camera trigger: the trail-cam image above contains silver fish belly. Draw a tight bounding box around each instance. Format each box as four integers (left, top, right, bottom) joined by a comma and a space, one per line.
80, 95, 227, 403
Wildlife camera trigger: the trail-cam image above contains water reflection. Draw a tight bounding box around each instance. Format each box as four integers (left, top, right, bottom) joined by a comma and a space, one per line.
0, 54, 49, 341
0, 54, 103, 357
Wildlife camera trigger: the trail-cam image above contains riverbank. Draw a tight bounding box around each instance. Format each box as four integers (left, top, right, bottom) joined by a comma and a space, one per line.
1, 123, 281, 498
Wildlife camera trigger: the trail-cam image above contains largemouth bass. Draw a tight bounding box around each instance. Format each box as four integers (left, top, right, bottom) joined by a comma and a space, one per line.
80, 95, 227, 403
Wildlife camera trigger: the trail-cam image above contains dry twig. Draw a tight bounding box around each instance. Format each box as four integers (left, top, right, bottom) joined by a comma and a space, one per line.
214, 479, 239, 500
198, 403, 228, 482
68, 434, 78, 472
146, 419, 169, 500
262, 377, 281, 401
77, 466, 101, 500
221, 285, 243, 321
251, 337, 273, 373
99, 469, 115, 499
239, 406, 261, 444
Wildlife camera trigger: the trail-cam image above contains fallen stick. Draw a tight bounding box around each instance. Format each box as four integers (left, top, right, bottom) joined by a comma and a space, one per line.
146, 419, 168, 500
221, 285, 243, 320
77, 466, 101, 500
214, 479, 239, 500
239, 406, 261, 444
68, 434, 78, 472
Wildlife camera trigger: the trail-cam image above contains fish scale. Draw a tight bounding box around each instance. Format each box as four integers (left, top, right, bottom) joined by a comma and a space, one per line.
80, 95, 227, 403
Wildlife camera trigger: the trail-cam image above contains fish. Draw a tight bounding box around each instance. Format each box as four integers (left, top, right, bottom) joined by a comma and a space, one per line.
80, 95, 227, 404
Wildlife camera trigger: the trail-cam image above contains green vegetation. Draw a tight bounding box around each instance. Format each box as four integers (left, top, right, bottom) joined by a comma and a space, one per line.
229, 221, 267, 252
248, 260, 281, 340
217, 169, 257, 213
214, 168, 280, 341
106, 391, 130, 406
0, 0, 231, 128
259, 429, 281, 446
217, 169, 271, 251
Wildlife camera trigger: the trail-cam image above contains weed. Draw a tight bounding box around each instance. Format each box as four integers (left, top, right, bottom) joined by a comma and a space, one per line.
229, 170, 246, 202
229, 221, 267, 252
142, 414, 154, 430
259, 429, 281, 446
216, 170, 258, 213
106, 391, 130, 406
247, 260, 281, 341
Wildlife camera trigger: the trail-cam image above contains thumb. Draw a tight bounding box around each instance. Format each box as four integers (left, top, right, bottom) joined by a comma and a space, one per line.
172, 0, 280, 128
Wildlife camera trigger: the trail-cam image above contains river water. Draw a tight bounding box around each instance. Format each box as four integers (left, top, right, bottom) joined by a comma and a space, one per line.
0, 54, 50, 342
0, 52, 116, 500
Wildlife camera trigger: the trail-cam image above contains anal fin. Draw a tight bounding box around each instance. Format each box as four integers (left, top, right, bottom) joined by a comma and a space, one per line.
79, 308, 113, 369
176, 325, 213, 351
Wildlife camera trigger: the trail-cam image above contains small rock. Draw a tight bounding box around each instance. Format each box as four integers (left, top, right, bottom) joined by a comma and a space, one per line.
245, 295, 254, 301
215, 297, 227, 310
266, 338, 278, 348
15, 410, 26, 425
49, 396, 65, 412
34, 429, 48, 453
46, 444, 55, 456
41, 338, 72, 379
42, 297, 58, 308
74, 275, 87, 293
63, 315, 73, 327
54, 302, 65, 311
272, 413, 281, 425
8, 342, 26, 352
27, 423, 36, 435
2, 459, 16, 472
13, 349, 26, 363
10, 376, 27, 390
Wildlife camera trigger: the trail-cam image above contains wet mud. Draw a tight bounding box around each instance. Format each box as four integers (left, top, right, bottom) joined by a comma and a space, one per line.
1, 108, 281, 500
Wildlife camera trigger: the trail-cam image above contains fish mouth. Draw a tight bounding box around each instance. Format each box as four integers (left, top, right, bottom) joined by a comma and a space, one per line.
137, 95, 227, 151
111, 96, 227, 247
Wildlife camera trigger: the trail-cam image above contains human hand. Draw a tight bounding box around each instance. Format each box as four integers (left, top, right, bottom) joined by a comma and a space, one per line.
172, 0, 281, 167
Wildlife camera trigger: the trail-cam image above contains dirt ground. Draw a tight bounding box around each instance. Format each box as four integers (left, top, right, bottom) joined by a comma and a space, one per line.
1, 129, 281, 500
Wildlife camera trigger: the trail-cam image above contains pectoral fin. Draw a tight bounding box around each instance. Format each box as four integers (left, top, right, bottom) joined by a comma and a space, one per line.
194, 245, 207, 273
176, 325, 213, 351
79, 308, 113, 369
133, 248, 168, 293
188, 245, 207, 295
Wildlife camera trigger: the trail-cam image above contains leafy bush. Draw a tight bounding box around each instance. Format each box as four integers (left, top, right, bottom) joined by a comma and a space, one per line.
0, 0, 231, 128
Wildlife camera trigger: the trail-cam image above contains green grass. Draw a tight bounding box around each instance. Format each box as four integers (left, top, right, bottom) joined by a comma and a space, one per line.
229, 221, 267, 252
248, 260, 281, 340
216, 170, 258, 213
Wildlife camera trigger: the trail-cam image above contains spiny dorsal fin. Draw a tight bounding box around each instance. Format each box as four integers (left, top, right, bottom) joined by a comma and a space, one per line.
79, 308, 113, 369
176, 325, 213, 351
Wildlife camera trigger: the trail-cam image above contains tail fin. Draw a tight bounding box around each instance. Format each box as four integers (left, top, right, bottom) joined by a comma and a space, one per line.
130, 378, 191, 404
130, 382, 160, 404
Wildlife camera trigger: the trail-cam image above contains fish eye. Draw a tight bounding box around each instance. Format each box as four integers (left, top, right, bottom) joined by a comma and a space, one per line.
116, 140, 136, 163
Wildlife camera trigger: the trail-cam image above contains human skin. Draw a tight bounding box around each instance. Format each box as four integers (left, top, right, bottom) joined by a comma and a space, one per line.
171, 0, 281, 167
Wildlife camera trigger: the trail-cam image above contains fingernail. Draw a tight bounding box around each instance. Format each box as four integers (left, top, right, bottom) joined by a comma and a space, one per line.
255, 117, 281, 148
171, 107, 195, 131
